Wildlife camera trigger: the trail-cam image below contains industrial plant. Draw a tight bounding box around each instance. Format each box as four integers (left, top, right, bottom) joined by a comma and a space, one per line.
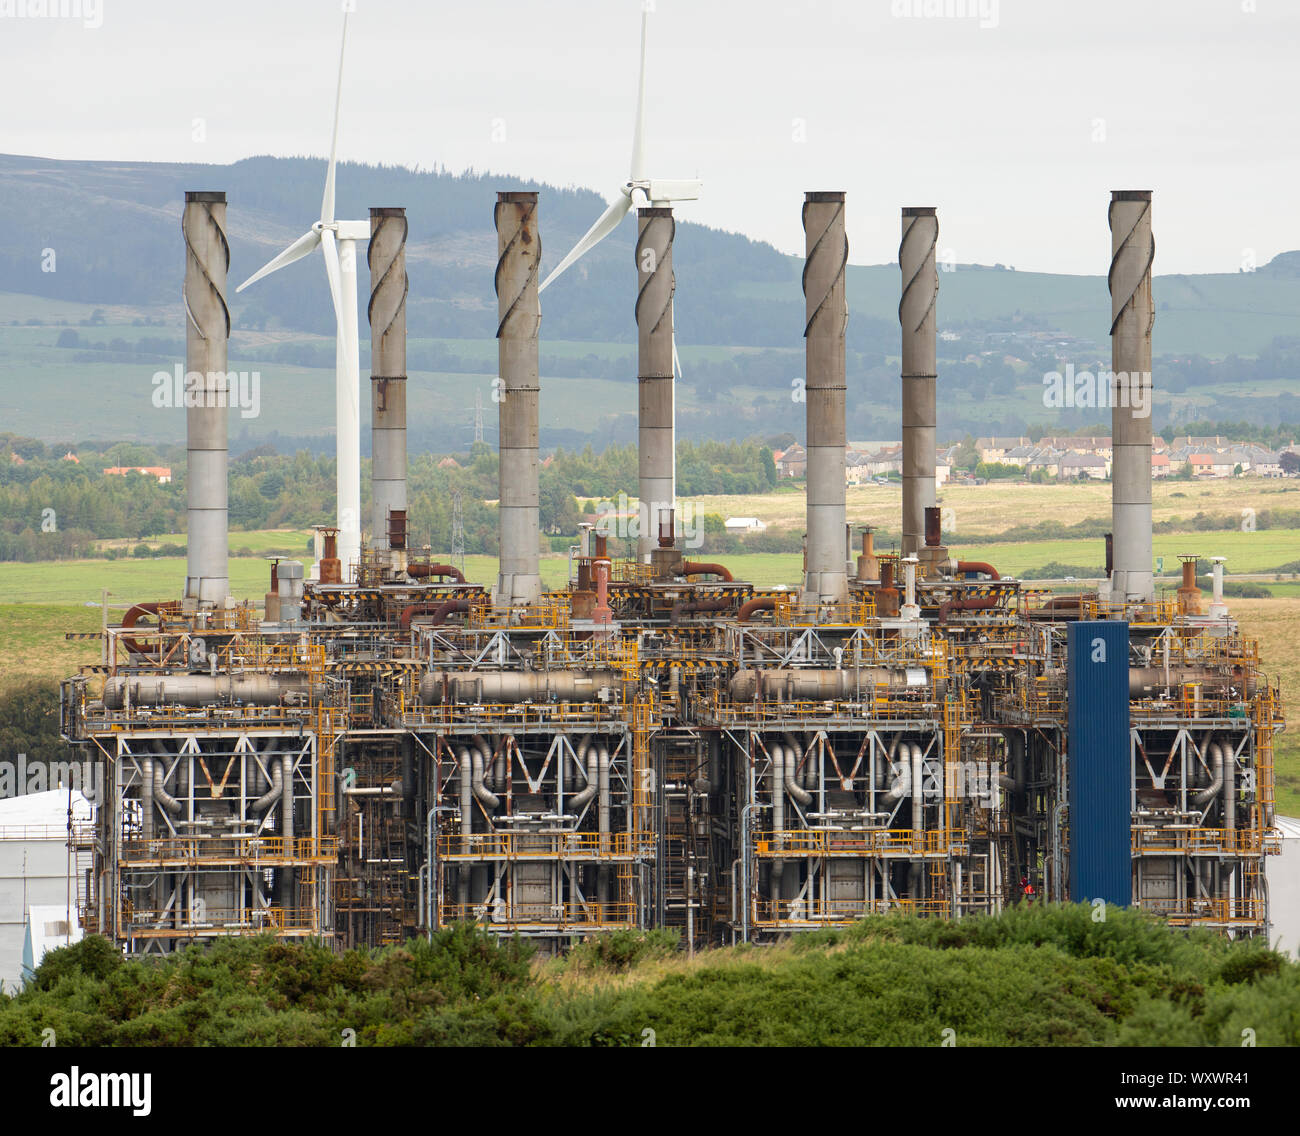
54, 169, 1285, 957
33, 9, 1278, 963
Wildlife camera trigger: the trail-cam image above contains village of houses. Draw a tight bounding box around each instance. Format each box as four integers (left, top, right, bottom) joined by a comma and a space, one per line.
773, 435, 1300, 484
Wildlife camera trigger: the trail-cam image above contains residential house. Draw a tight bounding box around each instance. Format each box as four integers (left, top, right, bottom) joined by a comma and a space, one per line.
774, 444, 806, 478
104, 466, 172, 484
1060, 452, 1109, 480
724, 517, 767, 534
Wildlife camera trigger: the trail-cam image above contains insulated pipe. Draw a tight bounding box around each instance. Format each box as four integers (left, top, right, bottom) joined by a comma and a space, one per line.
802, 191, 850, 604
729, 667, 940, 701
900, 207, 938, 559
104, 673, 309, 709
636, 207, 676, 562
910, 743, 924, 836
737, 597, 777, 622
782, 733, 812, 807
458, 746, 474, 854
670, 598, 731, 624
1109, 190, 1155, 604
570, 736, 599, 811
252, 748, 285, 814
937, 596, 998, 622
769, 742, 785, 832
681, 561, 733, 582
492, 739, 507, 792
944, 560, 1000, 580
182, 190, 230, 605
121, 601, 167, 659
419, 670, 622, 705
494, 191, 543, 604
141, 756, 155, 841
1192, 741, 1224, 809
280, 751, 294, 848
407, 563, 466, 583
400, 598, 472, 630
368, 206, 408, 549
470, 737, 500, 811
1223, 743, 1236, 833
150, 760, 182, 817
597, 744, 611, 846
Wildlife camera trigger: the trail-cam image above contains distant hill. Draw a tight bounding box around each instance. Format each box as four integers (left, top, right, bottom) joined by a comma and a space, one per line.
2, 153, 1299, 447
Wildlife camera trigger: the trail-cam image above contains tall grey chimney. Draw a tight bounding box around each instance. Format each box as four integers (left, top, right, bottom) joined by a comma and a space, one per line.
636, 206, 675, 562
802, 191, 849, 605
1109, 190, 1155, 604
368, 206, 408, 550
899, 207, 938, 559
182, 190, 230, 605
494, 191, 542, 606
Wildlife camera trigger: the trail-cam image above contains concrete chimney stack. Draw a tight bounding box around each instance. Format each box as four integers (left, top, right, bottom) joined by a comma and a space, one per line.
1108, 190, 1155, 604
899, 207, 938, 559
802, 191, 849, 605
182, 191, 230, 606
636, 207, 676, 562
494, 191, 543, 606
368, 207, 408, 552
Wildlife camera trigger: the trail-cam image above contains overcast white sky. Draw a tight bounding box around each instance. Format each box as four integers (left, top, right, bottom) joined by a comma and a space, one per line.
2, 0, 1295, 274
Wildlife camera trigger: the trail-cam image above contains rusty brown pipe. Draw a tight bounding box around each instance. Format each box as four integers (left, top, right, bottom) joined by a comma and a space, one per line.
121, 601, 166, 659
953, 561, 1000, 580
737, 597, 777, 622
400, 598, 472, 630
407, 562, 466, 583
680, 561, 734, 582
937, 596, 998, 622
670, 598, 732, 625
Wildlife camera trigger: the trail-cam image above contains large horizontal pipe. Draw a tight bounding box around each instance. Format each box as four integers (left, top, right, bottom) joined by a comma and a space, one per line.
407, 562, 466, 583
419, 670, 622, 705
729, 667, 942, 702
104, 673, 309, 709
943, 560, 1000, 580
937, 596, 998, 622
670, 598, 732, 625
1129, 666, 1255, 699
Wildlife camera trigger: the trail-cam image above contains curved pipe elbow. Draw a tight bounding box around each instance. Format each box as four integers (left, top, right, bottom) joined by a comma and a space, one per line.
737, 597, 777, 623
470, 738, 500, 811
1192, 741, 1225, 809
681, 561, 734, 582
407, 562, 466, 583
951, 560, 1000, 580
782, 733, 812, 806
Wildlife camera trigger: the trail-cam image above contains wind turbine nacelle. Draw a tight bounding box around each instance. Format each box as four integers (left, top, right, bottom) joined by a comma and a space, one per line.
641, 179, 703, 205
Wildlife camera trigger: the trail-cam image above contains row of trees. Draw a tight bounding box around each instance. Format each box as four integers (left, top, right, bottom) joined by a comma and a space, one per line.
0, 435, 780, 561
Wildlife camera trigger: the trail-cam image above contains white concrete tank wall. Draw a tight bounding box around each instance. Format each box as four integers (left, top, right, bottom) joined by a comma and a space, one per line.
0, 790, 91, 991
1270, 815, 1300, 958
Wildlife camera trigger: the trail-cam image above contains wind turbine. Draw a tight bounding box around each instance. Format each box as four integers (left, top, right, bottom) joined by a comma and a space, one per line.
236, 12, 365, 582
539, 5, 701, 382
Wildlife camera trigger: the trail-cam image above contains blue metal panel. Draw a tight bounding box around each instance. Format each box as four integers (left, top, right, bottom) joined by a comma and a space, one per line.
1067, 621, 1131, 905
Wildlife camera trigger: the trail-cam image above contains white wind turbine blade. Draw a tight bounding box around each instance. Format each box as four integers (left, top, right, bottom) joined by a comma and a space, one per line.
321, 11, 349, 225
630, 8, 649, 182
235, 228, 321, 293
319, 227, 344, 322
539, 194, 634, 292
